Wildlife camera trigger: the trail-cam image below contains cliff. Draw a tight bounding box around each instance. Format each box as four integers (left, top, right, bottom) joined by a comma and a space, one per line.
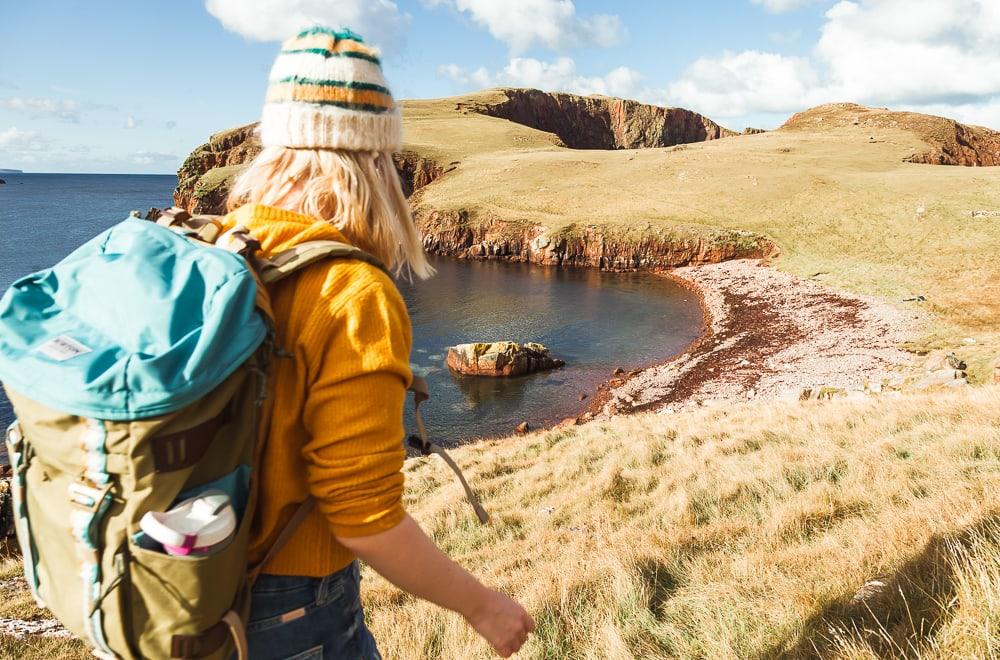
782, 102, 1000, 166
172, 91, 1000, 286
174, 123, 261, 212
456, 88, 736, 149
173, 88, 738, 213
415, 209, 776, 269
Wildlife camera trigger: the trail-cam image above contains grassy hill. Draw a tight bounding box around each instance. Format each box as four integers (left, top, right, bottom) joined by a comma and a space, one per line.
400, 93, 1000, 379
175, 90, 1000, 375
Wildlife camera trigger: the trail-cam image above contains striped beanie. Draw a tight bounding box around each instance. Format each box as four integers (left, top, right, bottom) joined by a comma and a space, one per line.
260, 26, 401, 152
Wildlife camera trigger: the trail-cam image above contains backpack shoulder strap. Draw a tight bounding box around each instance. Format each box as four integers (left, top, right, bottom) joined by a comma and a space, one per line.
259, 240, 389, 285
156, 207, 225, 244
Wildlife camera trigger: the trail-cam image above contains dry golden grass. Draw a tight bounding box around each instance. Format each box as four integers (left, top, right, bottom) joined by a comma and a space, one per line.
1, 389, 997, 659
363, 386, 1000, 659
0, 555, 89, 659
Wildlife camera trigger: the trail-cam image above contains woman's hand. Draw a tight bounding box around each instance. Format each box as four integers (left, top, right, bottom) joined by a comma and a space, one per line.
463, 587, 536, 657
337, 514, 535, 656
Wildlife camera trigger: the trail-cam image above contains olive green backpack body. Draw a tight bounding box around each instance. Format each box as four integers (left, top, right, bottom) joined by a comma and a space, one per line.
0, 209, 393, 659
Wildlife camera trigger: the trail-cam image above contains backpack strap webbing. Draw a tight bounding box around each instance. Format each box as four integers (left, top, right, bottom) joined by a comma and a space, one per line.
407, 377, 490, 525
258, 240, 389, 285
247, 499, 316, 586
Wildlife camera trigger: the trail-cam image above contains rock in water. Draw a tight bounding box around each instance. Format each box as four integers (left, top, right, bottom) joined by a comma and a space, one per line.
0, 179, 6, 185
447, 341, 565, 377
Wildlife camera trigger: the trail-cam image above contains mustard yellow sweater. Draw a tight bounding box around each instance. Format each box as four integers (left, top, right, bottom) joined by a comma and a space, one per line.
226, 204, 411, 577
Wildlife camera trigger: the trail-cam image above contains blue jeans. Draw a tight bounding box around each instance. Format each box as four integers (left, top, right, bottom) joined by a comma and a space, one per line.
246, 561, 382, 659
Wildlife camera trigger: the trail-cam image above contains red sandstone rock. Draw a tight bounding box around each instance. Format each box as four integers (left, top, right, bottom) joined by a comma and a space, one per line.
414, 208, 778, 270
447, 342, 565, 377
515, 422, 530, 434
459, 88, 736, 149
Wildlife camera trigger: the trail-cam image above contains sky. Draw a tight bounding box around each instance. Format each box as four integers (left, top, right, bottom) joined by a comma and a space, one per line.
1, 0, 998, 174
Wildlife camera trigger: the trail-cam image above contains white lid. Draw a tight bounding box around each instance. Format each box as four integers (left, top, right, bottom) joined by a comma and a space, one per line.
139, 489, 236, 550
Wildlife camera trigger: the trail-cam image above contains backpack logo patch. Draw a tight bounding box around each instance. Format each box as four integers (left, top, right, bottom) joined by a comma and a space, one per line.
37, 335, 93, 361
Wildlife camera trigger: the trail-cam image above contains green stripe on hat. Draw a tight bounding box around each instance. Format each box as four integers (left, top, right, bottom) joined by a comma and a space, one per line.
279, 48, 381, 65
295, 26, 365, 42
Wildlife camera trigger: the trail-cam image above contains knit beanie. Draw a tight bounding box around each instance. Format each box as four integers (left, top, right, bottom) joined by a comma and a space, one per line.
260, 26, 402, 152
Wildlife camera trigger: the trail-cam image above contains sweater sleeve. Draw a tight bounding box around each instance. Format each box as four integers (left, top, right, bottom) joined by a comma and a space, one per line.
299, 270, 413, 538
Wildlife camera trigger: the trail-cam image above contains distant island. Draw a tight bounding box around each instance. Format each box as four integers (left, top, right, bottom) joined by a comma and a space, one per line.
0, 169, 23, 174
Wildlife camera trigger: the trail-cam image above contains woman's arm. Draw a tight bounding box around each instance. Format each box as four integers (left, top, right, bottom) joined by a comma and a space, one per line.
299, 274, 534, 655
337, 514, 535, 658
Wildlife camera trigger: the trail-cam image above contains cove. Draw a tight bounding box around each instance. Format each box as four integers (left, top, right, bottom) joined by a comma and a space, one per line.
0, 174, 705, 446
401, 255, 705, 444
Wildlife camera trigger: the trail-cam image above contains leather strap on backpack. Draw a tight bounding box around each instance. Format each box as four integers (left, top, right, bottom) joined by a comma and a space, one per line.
247, 499, 316, 586
407, 377, 490, 525
259, 240, 390, 284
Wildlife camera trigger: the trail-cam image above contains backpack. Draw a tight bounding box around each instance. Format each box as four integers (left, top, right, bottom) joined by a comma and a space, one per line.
0, 208, 487, 659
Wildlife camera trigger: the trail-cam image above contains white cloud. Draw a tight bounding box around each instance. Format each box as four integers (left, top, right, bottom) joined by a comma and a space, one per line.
204, 0, 407, 50
816, 0, 1000, 106
0, 127, 44, 150
0, 97, 80, 123
668, 50, 821, 118
0, 127, 50, 163
441, 57, 649, 100
131, 151, 177, 164
751, 0, 810, 13
668, 0, 1000, 129
125, 115, 137, 129
429, 0, 624, 53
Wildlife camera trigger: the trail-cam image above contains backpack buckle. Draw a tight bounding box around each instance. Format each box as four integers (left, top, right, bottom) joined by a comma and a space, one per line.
69, 480, 114, 513
407, 435, 431, 456
5, 421, 22, 449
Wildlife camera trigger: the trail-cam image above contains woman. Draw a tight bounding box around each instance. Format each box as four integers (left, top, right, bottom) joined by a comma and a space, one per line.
224, 25, 535, 659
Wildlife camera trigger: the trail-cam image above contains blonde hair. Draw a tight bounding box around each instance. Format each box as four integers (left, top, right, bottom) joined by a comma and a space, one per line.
227, 146, 434, 280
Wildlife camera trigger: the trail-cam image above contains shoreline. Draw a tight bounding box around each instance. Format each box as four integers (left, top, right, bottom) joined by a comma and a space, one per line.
583, 259, 924, 420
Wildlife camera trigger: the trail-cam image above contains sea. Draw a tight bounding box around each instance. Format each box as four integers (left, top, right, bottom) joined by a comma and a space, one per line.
0, 173, 704, 446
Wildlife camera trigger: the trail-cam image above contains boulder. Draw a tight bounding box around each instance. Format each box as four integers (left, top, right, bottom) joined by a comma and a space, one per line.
0, 179, 6, 185
447, 341, 565, 377
915, 368, 965, 390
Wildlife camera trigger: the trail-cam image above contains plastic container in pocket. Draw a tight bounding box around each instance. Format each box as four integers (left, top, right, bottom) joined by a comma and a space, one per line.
139, 489, 236, 556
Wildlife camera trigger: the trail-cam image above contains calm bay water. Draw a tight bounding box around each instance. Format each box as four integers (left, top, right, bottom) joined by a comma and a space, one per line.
0, 173, 703, 444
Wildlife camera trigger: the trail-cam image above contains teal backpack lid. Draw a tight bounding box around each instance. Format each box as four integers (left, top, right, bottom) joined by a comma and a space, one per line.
0, 218, 269, 420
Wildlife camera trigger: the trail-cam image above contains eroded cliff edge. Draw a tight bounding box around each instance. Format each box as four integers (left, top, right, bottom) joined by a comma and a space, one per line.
174, 90, 1000, 273
173, 88, 776, 269
455, 87, 736, 149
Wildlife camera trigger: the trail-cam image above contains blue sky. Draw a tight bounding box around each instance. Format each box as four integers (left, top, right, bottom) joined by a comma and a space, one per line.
1, 0, 997, 174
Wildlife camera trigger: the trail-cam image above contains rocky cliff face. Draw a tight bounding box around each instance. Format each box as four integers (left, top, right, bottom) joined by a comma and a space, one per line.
782, 103, 1000, 166
173, 125, 445, 212
174, 123, 261, 212
170, 89, 780, 271
415, 209, 777, 269
459, 88, 736, 149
